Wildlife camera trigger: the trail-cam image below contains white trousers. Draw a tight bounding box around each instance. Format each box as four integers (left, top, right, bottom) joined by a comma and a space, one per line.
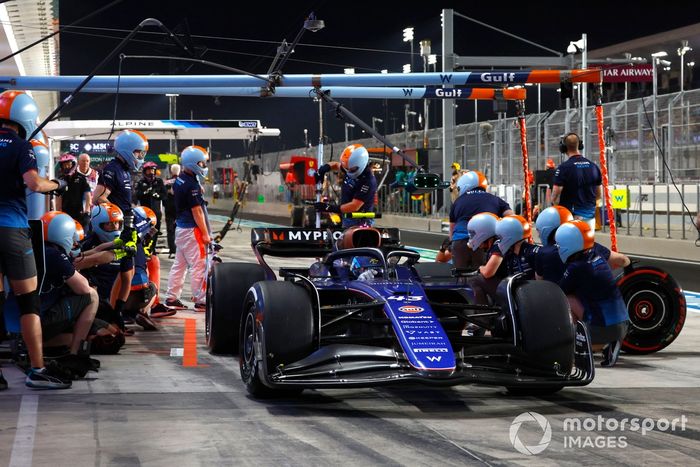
166, 227, 207, 304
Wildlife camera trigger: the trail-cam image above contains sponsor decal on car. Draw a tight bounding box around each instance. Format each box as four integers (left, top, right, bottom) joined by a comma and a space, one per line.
399, 305, 424, 313
387, 295, 423, 302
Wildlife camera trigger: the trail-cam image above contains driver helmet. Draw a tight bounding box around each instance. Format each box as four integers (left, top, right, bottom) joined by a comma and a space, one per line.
58, 153, 77, 176
535, 206, 573, 246
180, 145, 209, 178
90, 203, 124, 243
495, 215, 531, 254
456, 170, 488, 195
114, 129, 149, 171
340, 144, 369, 180
350, 256, 381, 277
554, 220, 595, 263
41, 211, 79, 256
467, 212, 500, 251
0, 90, 39, 139
142, 161, 158, 179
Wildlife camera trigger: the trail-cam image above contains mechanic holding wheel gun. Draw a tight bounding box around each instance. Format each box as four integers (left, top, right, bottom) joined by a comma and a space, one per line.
313, 144, 377, 228
165, 146, 211, 312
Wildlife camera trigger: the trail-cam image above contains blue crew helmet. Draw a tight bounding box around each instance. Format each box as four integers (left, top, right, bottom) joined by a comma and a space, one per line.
495, 215, 531, 254
456, 170, 488, 195
0, 90, 39, 139
114, 129, 149, 171
90, 203, 124, 243
554, 220, 595, 263
467, 212, 500, 251
340, 144, 369, 179
535, 206, 574, 246
41, 211, 80, 255
181, 145, 209, 178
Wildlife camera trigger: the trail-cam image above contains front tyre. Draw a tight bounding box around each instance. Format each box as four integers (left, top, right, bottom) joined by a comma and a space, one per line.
239, 281, 314, 397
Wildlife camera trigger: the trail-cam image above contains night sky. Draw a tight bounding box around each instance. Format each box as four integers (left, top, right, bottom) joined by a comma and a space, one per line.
57, 0, 700, 157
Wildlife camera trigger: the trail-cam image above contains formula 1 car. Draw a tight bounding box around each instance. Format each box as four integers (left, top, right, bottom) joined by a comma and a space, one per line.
206, 221, 594, 397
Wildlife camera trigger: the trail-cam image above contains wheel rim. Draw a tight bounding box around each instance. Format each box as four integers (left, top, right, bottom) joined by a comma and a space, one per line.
626, 288, 667, 332
241, 309, 256, 380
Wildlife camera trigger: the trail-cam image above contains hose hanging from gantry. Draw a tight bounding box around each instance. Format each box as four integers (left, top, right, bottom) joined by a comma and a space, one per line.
515, 100, 533, 236
594, 85, 618, 252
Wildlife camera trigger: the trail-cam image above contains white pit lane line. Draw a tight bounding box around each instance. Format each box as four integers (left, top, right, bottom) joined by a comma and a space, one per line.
9, 395, 39, 467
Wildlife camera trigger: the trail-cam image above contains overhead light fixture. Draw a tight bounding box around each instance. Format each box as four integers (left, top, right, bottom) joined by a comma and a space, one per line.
428, 54, 437, 65
658, 59, 671, 67
567, 38, 585, 54
651, 51, 668, 58
402, 27, 414, 42
380, 69, 389, 74
678, 40, 692, 56
343, 68, 355, 74
420, 40, 431, 57
687, 61, 695, 67
303, 12, 325, 32
403, 64, 411, 73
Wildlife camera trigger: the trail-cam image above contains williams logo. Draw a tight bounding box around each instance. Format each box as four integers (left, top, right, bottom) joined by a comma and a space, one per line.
398, 306, 424, 313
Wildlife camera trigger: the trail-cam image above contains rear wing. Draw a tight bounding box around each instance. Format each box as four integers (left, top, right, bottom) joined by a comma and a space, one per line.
251, 227, 401, 259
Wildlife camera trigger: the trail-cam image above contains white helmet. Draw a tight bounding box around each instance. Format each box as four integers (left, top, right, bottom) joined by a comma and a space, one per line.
340, 144, 369, 179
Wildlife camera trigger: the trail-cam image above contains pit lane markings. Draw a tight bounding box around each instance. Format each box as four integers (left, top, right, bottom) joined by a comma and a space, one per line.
9, 395, 38, 467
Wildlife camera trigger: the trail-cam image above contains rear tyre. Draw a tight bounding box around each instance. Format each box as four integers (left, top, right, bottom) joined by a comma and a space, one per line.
512, 279, 575, 374
618, 265, 686, 354
206, 263, 265, 354
240, 281, 314, 397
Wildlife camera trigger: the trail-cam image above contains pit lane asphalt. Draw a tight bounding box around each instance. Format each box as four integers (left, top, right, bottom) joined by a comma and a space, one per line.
1, 218, 700, 466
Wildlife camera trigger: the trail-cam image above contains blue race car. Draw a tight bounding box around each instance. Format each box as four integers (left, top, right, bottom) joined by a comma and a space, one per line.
206, 225, 594, 397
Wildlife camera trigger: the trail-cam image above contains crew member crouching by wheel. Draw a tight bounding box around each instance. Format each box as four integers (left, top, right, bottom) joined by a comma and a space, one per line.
165, 146, 211, 312
449, 171, 513, 270
39, 212, 99, 379
555, 220, 629, 367
534, 206, 630, 282
465, 213, 506, 305
313, 144, 377, 228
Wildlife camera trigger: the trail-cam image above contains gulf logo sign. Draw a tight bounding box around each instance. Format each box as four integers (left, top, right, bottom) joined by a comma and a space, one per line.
399, 305, 424, 313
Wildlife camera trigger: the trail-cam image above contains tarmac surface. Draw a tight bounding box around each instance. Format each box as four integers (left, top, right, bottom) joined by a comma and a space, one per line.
2, 217, 700, 466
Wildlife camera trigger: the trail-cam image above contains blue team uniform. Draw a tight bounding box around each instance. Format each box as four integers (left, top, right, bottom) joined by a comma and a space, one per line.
98, 157, 133, 216
341, 167, 377, 228
553, 155, 602, 219
174, 172, 206, 228
559, 250, 628, 329
449, 190, 511, 241
502, 242, 539, 278
81, 235, 134, 300
535, 242, 611, 283
0, 127, 37, 228
40, 245, 76, 313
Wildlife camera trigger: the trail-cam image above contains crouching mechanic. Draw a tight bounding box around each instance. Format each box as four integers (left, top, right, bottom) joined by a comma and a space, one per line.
534, 206, 630, 282
465, 213, 507, 305
165, 146, 211, 312
110, 206, 168, 327
555, 220, 629, 367
449, 171, 513, 270
39, 212, 99, 379
78, 203, 140, 329
314, 144, 377, 228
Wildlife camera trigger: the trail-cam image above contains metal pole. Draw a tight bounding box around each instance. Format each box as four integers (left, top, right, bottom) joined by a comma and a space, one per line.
442, 8, 456, 211
537, 83, 541, 115
316, 98, 323, 228
626, 184, 630, 236
666, 183, 671, 239
681, 183, 686, 240
190, 109, 195, 145
652, 57, 660, 182
581, 34, 587, 145
168, 94, 177, 154
639, 181, 643, 237
404, 104, 409, 149
652, 183, 657, 237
